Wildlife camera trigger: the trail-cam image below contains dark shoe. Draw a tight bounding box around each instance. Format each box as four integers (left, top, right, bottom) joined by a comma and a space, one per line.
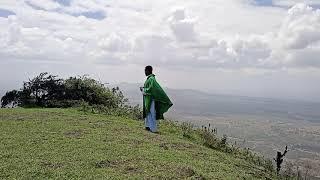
145, 127, 151, 131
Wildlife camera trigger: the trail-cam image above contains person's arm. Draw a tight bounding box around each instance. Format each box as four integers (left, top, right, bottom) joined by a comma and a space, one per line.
139, 87, 144, 96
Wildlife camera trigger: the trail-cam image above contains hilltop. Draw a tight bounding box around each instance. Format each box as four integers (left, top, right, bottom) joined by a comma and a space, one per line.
0, 108, 276, 179
116, 82, 320, 177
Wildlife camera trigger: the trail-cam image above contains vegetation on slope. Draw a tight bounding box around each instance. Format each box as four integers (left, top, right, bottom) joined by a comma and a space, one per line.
0, 72, 132, 108
0, 108, 277, 179
1, 72, 142, 120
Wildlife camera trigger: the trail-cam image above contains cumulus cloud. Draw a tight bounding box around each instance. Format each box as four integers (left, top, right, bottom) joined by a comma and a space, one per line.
98, 33, 131, 52
277, 4, 320, 49
0, 15, 86, 62
0, 0, 319, 70
168, 7, 196, 42
274, 4, 320, 67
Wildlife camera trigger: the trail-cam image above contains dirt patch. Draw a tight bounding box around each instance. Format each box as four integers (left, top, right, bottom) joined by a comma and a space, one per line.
192, 151, 210, 159
129, 139, 143, 148
124, 166, 142, 174
194, 175, 206, 180
95, 159, 143, 174
16, 117, 26, 121
36, 112, 65, 120
176, 166, 196, 178
64, 129, 84, 138
112, 126, 131, 132
41, 162, 63, 169
78, 116, 89, 121
95, 160, 118, 168
159, 143, 169, 150
159, 142, 196, 150
132, 139, 143, 144
89, 121, 111, 128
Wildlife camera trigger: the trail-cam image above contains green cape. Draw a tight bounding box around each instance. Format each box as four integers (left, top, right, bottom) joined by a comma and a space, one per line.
143, 74, 173, 120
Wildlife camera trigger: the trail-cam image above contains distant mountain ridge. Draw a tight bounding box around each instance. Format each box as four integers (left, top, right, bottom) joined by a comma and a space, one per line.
114, 82, 320, 123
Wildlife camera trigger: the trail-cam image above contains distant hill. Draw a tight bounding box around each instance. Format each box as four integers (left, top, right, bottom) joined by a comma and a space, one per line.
115, 82, 320, 123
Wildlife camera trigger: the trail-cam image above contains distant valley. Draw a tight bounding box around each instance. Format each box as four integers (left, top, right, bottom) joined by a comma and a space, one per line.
116, 82, 320, 177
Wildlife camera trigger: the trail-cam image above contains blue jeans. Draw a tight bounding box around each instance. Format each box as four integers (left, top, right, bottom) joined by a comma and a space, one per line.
145, 99, 157, 132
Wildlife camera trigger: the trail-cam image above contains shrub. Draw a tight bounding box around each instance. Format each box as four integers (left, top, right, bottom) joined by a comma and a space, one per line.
196, 123, 276, 175
1, 73, 132, 109
201, 128, 220, 149
181, 122, 193, 138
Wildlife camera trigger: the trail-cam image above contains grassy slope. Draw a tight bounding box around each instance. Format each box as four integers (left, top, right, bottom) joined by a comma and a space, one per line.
0, 108, 275, 179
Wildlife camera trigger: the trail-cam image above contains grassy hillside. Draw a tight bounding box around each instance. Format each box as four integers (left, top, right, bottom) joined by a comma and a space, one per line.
0, 108, 276, 179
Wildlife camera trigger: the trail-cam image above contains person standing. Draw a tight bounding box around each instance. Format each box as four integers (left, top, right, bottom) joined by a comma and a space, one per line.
140, 66, 173, 133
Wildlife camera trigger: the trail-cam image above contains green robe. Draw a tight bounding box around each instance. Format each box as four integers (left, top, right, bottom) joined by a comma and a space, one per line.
143, 74, 173, 120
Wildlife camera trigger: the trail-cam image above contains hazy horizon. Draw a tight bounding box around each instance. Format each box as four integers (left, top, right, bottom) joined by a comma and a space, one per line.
2, 79, 320, 103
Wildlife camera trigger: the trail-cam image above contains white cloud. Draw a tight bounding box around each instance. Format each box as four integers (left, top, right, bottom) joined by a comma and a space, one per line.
0, 1, 320, 69
0, 0, 320, 101
25, 0, 61, 11
273, 3, 320, 67
168, 7, 196, 42
98, 33, 131, 52
277, 3, 320, 49
273, 0, 320, 7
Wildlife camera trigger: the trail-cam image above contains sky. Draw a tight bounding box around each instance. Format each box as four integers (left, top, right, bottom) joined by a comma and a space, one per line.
1, 0, 320, 102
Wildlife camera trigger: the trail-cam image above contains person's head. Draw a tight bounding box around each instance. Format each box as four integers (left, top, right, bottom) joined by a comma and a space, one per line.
145, 65, 153, 76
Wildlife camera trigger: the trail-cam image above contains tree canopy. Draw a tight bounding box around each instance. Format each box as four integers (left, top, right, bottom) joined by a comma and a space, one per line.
1, 72, 128, 109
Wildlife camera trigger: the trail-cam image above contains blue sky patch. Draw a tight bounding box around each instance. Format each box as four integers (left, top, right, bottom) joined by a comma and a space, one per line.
53, 0, 71, 6
26, 1, 106, 20
0, 8, 15, 18
253, 0, 320, 9
73, 11, 106, 20
254, 0, 273, 6
251, 0, 286, 9
311, 4, 320, 9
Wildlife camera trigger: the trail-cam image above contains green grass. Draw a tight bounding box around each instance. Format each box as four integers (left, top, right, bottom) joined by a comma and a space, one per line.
0, 108, 276, 179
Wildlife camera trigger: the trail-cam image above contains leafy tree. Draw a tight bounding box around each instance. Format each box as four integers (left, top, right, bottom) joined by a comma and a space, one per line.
0, 73, 135, 111
63, 75, 124, 108
1, 90, 20, 108
19, 72, 65, 107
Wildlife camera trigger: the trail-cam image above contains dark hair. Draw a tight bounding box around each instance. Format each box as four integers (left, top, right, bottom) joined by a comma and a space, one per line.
145, 65, 153, 72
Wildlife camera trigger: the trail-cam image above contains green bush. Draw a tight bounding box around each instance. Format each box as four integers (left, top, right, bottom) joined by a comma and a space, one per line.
181, 122, 193, 138
1, 72, 143, 120
201, 128, 220, 149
